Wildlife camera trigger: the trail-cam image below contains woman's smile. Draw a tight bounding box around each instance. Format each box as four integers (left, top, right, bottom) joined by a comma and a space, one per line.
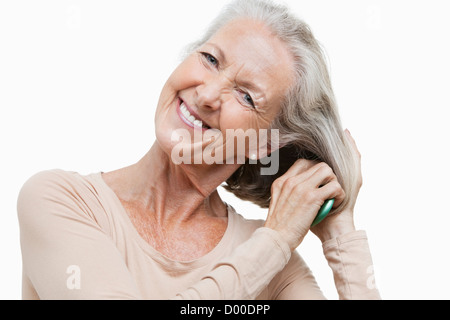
176, 98, 211, 131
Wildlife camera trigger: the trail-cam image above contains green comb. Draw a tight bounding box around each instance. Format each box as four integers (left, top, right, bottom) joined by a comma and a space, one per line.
311, 198, 335, 227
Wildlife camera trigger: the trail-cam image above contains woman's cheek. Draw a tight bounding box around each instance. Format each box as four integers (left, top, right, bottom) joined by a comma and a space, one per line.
218, 112, 257, 161
168, 55, 205, 91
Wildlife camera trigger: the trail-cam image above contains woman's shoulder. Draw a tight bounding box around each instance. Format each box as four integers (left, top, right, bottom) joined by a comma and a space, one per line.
18, 169, 92, 200
21, 168, 79, 183
17, 169, 105, 224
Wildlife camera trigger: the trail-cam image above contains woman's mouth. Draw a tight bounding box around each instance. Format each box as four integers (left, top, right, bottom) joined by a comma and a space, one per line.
177, 99, 211, 130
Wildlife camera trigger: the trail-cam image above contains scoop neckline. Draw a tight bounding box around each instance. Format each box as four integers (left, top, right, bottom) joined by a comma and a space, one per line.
90, 171, 235, 270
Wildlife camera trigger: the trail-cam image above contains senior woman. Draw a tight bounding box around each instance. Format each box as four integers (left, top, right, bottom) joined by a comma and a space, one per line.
17, 0, 380, 299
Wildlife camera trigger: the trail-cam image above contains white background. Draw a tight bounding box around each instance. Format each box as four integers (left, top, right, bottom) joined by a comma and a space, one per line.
1, 0, 449, 300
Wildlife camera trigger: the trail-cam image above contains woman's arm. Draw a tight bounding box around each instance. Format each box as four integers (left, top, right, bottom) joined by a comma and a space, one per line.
173, 227, 292, 300
271, 230, 380, 300
322, 230, 381, 299
263, 130, 381, 299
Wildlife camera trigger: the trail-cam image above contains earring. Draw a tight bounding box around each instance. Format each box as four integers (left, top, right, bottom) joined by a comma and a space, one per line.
250, 153, 257, 161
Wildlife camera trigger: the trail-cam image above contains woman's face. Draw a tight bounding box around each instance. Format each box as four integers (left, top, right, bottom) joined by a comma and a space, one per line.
155, 18, 295, 164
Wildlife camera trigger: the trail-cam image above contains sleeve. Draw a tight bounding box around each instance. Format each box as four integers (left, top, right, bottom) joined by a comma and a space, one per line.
18, 171, 293, 300
267, 251, 326, 300
172, 227, 292, 300
322, 230, 381, 300
260, 231, 381, 300
17, 170, 143, 299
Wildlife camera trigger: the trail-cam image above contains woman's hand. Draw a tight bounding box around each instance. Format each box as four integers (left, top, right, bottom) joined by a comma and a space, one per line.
311, 129, 362, 242
264, 159, 346, 252
264, 129, 362, 250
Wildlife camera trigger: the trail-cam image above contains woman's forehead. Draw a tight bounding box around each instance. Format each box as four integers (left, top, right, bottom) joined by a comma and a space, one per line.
205, 19, 295, 98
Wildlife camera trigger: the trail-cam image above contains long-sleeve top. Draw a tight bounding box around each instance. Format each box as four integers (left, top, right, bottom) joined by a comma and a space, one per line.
17, 169, 380, 300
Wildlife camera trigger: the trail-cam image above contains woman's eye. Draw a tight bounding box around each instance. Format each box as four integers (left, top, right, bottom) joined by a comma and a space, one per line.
201, 52, 218, 67
243, 92, 255, 108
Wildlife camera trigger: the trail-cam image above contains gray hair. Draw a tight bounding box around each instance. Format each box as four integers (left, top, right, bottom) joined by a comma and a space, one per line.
185, 0, 358, 213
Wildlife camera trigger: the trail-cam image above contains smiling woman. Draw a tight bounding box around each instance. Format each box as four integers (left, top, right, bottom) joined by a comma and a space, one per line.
17, 0, 380, 300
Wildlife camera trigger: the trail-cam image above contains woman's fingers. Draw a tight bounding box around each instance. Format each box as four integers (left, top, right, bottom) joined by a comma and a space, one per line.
306, 162, 334, 188
345, 129, 361, 159
278, 158, 318, 182
316, 179, 345, 209
345, 129, 363, 188
304, 163, 345, 208
269, 161, 342, 216
265, 160, 345, 251
268, 159, 317, 216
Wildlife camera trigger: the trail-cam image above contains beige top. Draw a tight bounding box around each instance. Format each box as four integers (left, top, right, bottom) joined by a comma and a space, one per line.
17, 169, 380, 300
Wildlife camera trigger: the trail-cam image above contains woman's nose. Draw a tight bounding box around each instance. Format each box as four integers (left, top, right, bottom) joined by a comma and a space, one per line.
195, 77, 222, 111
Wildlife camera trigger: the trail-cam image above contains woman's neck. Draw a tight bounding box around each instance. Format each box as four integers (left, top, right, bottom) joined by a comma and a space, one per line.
105, 142, 241, 224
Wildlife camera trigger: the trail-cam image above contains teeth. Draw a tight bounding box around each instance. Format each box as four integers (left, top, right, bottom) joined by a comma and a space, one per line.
180, 102, 205, 128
